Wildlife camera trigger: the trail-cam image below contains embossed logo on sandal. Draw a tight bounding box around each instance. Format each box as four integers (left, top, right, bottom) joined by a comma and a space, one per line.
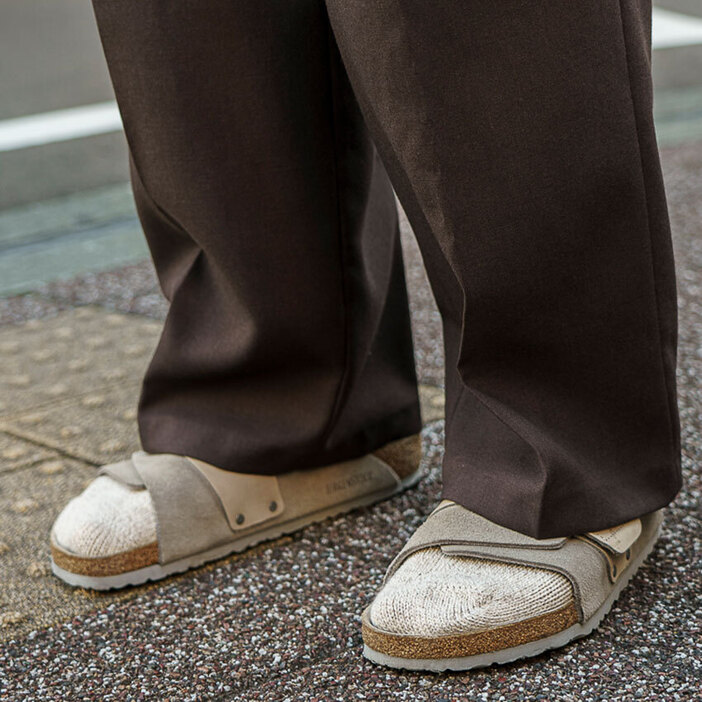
586, 519, 642, 554
325, 468, 376, 495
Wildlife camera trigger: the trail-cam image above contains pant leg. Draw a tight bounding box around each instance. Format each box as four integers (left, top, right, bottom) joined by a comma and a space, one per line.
325, 0, 681, 537
90, 0, 421, 474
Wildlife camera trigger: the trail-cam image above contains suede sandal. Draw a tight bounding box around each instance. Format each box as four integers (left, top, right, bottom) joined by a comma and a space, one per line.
50, 435, 422, 590
362, 500, 663, 671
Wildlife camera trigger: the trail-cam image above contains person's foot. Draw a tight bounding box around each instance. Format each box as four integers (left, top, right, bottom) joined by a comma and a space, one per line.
52, 473, 157, 562
362, 501, 663, 671
50, 435, 422, 590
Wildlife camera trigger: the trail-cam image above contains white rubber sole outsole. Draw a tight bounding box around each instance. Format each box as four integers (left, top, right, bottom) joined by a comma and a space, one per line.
51, 465, 425, 590
362, 520, 662, 672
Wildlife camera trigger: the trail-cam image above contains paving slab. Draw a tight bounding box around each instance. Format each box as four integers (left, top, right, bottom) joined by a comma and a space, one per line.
2, 381, 143, 467
0, 431, 55, 474
0, 306, 161, 418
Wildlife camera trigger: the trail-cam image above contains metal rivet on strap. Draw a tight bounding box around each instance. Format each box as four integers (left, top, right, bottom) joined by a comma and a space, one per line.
269, 501, 278, 513
236, 513, 245, 525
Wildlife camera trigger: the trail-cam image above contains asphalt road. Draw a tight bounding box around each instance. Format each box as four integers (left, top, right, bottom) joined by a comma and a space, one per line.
1, 1, 125, 211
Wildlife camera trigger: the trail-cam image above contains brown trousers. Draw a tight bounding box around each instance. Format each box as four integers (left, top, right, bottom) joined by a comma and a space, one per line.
91, 0, 681, 538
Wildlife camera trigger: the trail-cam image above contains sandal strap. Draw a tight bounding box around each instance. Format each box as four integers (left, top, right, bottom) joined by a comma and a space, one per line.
384, 502, 662, 621
100, 450, 403, 566
131, 452, 234, 565
101, 453, 258, 564
99, 458, 144, 488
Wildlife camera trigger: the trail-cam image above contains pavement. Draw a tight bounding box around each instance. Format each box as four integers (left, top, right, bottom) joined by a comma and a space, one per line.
0, 138, 700, 700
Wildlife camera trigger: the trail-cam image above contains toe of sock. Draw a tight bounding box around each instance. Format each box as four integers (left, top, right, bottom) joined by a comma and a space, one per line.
369, 547, 573, 637
52, 475, 157, 558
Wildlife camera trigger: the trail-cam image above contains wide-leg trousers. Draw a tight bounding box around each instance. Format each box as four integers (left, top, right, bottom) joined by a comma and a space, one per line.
90, 0, 681, 538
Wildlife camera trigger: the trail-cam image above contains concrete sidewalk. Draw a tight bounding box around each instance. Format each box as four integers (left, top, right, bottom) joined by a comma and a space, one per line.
0, 143, 700, 700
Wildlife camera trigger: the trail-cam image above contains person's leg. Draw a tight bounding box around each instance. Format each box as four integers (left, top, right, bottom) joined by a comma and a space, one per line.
90, 0, 421, 473
323, 0, 681, 668
325, 0, 680, 538
49, 0, 423, 589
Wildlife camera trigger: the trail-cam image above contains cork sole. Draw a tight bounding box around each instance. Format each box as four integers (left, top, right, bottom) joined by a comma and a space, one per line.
362, 519, 662, 671
52, 541, 159, 578
50, 450, 425, 590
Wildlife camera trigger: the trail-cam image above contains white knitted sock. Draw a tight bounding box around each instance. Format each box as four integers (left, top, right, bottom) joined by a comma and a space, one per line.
369, 547, 573, 637
52, 475, 157, 557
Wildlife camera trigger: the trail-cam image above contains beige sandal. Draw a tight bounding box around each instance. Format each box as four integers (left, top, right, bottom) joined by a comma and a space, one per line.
362, 500, 663, 671
50, 435, 422, 590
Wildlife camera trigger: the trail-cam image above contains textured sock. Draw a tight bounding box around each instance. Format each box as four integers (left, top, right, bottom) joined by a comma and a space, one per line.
369, 547, 573, 637
52, 475, 157, 557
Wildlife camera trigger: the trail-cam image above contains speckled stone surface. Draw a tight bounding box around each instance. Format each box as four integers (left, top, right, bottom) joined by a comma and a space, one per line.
0, 307, 160, 469
0, 140, 700, 700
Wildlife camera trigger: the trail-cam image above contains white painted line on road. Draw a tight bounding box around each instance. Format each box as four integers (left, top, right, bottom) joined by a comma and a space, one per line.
652, 8, 702, 49
0, 101, 121, 152
0, 8, 701, 153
